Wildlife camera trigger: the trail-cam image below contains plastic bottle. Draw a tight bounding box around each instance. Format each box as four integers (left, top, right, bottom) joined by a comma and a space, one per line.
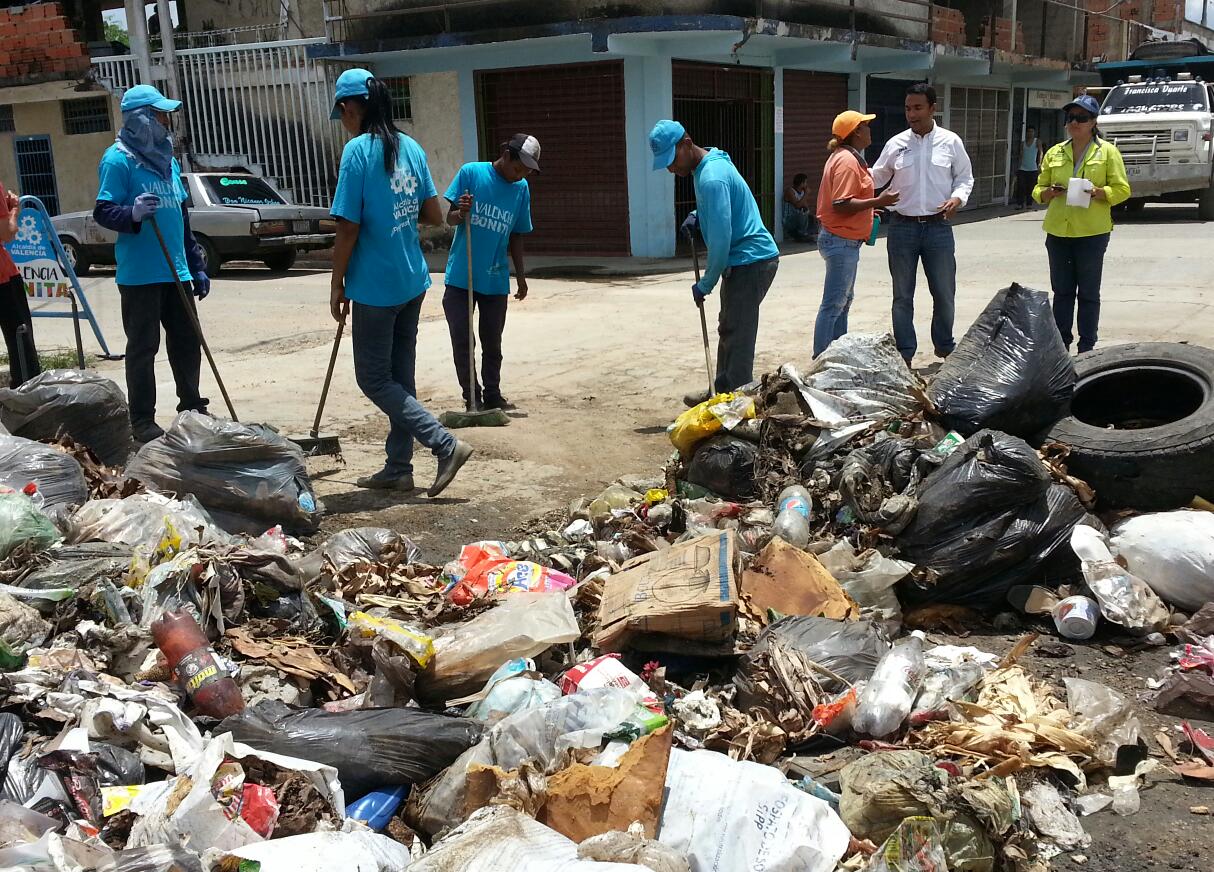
773, 484, 812, 548
151, 610, 245, 718
854, 630, 927, 737
1051, 595, 1099, 640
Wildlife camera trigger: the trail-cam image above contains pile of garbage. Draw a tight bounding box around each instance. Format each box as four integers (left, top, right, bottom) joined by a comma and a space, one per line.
1, 285, 1213, 871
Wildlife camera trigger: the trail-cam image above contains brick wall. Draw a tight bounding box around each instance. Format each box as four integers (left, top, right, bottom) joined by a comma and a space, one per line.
931, 6, 967, 48
980, 16, 1026, 52
0, 2, 90, 85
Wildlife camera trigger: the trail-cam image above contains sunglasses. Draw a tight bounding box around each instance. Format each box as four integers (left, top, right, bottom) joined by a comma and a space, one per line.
1066, 113, 1095, 124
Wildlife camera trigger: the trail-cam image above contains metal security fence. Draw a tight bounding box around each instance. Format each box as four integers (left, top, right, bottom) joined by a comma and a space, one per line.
92, 39, 349, 209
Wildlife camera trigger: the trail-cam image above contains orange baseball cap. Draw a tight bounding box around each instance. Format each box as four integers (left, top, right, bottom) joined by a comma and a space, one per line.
832, 110, 877, 139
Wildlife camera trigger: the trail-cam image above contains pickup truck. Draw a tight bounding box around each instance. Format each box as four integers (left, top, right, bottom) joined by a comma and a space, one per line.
52, 172, 335, 275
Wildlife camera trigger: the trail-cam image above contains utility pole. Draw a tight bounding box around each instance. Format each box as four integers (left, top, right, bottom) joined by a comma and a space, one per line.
124, 0, 152, 84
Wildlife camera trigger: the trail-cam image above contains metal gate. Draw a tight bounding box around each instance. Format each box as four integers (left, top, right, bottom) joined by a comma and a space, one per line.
14, 136, 59, 215
782, 71, 849, 210
949, 86, 1011, 207
93, 40, 348, 208
673, 61, 775, 244
475, 62, 629, 256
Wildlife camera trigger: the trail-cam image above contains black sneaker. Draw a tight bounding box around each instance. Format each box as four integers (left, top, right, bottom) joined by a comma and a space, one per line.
933, 346, 953, 360
483, 395, 517, 411
132, 420, 165, 444
428, 440, 473, 497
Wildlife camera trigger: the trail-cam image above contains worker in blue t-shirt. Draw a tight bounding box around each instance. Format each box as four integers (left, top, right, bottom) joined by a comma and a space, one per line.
94, 84, 210, 444
329, 69, 472, 498
443, 134, 537, 411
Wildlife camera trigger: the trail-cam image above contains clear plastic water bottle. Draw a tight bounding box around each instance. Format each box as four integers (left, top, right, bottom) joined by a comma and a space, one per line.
773, 484, 812, 548
854, 630, 927, 737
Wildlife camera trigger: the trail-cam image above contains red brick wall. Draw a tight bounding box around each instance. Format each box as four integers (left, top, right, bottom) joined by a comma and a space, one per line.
0, 2, 90, 85
931, 6, 967, 48
980, 16, 1026, 52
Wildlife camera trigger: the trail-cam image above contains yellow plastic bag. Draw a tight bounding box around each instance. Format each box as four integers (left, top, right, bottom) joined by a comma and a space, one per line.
667, 392, 755, 457
350, 611, 435, 668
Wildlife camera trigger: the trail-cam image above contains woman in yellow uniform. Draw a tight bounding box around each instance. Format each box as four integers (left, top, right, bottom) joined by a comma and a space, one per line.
1033, 94, 1131, 353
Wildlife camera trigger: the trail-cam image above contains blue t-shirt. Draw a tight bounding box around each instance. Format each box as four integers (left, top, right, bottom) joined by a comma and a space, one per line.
96, 146, 191, 286
693, 149, 779, 294
444, 162, 533, 296
330, 132, 437, 307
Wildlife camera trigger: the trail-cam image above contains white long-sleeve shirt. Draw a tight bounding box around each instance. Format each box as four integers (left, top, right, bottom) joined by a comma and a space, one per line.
870, 124, 975, 217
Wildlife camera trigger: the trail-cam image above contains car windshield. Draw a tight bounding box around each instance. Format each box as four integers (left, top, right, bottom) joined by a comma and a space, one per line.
201, 175, 287, 206
1101, 82, 1209, 115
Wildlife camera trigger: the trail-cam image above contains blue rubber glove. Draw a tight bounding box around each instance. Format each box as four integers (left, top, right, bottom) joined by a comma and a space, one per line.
192, 271, 210, 300
692, 281, 708, 303
132, 193, 161, 222
680, 210, 699, 240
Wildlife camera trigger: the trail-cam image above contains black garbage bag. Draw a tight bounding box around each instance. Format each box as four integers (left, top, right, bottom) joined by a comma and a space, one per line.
838, 437, 943, 534
218, 700, 482, 795
17, 543, 132, 591
0, 369, 132, 465
928, 284, 1075, 440
0, 433, 87, 517
0, 714, 22, 785
126, 412, 322, 534
685, 434, 759, 500
736, 615, 891, 711
896, 430, 1089, 607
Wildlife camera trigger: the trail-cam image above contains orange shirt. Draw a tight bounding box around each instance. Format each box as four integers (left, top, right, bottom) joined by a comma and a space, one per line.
0, 184, 20, 283
816, 148, 875, 241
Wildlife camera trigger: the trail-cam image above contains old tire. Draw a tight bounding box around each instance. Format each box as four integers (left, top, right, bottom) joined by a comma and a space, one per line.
1199, 186, 1214, 221
1046, 342, 1214, 510
263, 248, 297, 273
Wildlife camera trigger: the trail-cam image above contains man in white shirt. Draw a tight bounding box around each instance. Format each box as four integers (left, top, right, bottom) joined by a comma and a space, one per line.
870, 83, 975, 365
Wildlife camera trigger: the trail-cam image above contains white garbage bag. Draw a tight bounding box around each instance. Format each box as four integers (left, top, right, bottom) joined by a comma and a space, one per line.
1110, 510, 1214, 611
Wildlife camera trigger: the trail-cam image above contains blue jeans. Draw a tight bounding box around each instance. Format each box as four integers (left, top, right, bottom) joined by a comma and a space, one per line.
352, 297, 456, 476
814, 228, 862, 357
886, 218, 957, 360
1046, 232, 1110, 353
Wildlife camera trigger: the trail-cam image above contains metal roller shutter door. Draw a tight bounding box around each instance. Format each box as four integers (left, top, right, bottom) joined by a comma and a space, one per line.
475, 62, 629, 255
782, 71, 849, 213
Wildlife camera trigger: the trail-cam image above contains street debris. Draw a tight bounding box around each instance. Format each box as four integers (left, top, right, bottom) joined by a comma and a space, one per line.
1, 322, 1213, 872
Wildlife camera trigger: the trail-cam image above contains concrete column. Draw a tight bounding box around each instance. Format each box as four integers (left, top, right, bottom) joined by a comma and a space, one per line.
623, 54, 674, 258
124, 0, 153, 85
457, 67, 479, 164
848, 71, 868, 111
773, 66, 784, 243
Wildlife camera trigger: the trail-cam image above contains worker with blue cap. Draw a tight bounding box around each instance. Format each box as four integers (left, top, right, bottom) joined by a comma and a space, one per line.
649, 120, 779, 407
94, 84, 210, 444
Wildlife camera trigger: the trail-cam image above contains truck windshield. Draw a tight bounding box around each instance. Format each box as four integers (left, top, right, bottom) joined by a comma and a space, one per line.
1101, 82, 1209, 114
201, 176, 286, 206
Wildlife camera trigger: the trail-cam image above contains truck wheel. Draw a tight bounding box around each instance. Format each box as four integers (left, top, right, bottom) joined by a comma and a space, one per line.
1199, 186, 1214, 221
263, 249, 297, 273
1046, 342, 1214, 510
60, 237, 90, 276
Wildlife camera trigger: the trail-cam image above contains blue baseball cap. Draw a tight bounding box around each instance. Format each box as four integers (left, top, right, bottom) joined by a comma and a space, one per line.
1063, 94, 1101, 117
650, 120, 686, 170
331, 68, 375, 119
120, 84, 181, 114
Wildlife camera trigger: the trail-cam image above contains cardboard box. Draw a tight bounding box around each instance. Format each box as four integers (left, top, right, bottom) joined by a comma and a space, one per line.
741, 537, 859, 621
594, 530, 738, 650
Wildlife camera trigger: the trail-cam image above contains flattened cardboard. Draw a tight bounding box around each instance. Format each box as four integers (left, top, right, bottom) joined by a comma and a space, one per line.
741, 537, 859, 621
594, 531, 738, 651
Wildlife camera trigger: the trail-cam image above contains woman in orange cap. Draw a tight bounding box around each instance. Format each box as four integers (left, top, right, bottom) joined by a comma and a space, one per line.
813, 110, 900, 356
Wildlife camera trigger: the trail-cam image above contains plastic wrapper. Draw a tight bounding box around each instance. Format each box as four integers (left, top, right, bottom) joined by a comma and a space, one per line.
0, 369, 132, 465
96, 844, 205, 872
818, 541, 912, 635
685, 434, 759, 501
909, 655, 986, 725
797, 333, 924, 425
560, 654, 661, 711
444, 540, 578, 604
1064, 677, 1142, 767
67, 493, 231, 552
928, 284, 1076, 439
896, 430, 1089, 607
419, 592, 582, 701
0, 493, 60, 559
1110, 510, 1214, 611
0, 433, 87, 517
126, 411, 321, 534
1071, 525, 1169, 633
460, 659, 562, 723
295, 526, 419, 582
217, 699, 482, 796
348, 611, 435, 667
667, 392, 755, 457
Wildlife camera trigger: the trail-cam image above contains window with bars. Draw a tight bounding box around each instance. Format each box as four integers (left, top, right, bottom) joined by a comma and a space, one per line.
62, 97, 113, 135
949, 86, 1010, 207
383, 77, 412, 122
0, 105, 13, 133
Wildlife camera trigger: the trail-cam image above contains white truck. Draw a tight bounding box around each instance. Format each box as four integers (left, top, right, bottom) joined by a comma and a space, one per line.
1096, 73, 1214, 218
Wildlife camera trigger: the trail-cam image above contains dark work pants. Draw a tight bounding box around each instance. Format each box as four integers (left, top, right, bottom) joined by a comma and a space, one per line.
1046, 232, 1110, 353
0, 275, 39, 388
716, 256, 780, 393
442, 285, 509, 405
118, 281, 206, 424
1015, 170, 1037, 208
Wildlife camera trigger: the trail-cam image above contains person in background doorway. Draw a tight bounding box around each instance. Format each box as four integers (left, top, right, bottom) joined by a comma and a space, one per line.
813, 111, 900, 357
870, 82, 974, 366
329, 68, 473, 497
1015, 126, 1042, 209
649, 120, 780, 407
0, 183, 39, 388
783, 173, 814, 241
443, 134, 537, 412
1033, 94, 1130, 353
94, 84, 209, 444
